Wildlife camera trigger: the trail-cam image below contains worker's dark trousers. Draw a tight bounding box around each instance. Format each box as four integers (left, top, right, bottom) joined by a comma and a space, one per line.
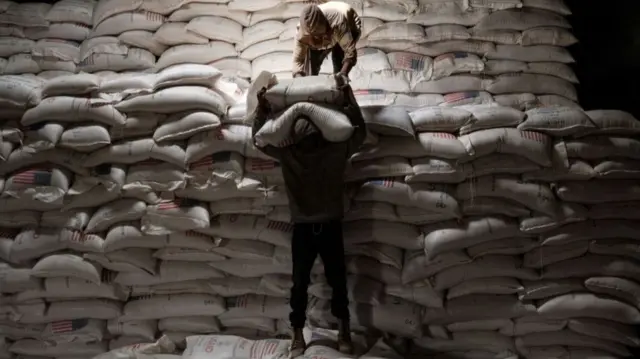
289, 221, 350, 329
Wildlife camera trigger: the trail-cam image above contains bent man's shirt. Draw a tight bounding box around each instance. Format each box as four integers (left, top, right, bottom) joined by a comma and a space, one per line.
293, 1, 362, 75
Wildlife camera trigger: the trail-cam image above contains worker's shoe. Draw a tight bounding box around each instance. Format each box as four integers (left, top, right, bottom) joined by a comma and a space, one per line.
337, 320, 353, 354
289, 328, 306, 359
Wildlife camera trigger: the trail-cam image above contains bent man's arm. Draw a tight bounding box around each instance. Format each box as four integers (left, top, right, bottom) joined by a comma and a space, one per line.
337, 8, 362, 76
343, 87, 366, 156
292, 39, 308, 77
251, 95, 281, 160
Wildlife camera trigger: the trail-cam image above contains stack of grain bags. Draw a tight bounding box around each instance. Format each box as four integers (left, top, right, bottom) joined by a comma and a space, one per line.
0, 0, 639, 358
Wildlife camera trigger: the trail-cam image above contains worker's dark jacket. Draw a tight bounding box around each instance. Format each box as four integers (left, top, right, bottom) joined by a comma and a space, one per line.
251, 87, 366, 223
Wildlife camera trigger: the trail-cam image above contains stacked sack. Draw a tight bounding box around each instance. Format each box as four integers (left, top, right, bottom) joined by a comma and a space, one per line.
0, 75, 125, 357
0, 1, 95, 77
1, 0, 640, 358
385, 107, 640, 359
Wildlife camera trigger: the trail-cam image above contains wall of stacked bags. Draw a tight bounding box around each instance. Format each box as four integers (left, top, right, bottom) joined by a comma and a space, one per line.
0, 0, 639, 358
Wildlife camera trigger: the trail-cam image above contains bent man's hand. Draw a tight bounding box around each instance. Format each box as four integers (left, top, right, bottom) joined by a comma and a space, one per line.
334, 72, 350, 87
256, 87, 271, 115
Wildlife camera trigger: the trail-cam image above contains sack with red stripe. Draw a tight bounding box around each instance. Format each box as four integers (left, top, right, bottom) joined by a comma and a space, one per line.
183, 334, 289, 359
243, 157, 284, 187
4, 167, 71, 204
59, 228, 105, 253
42, 318, 106, 344
141, 198, 210, 235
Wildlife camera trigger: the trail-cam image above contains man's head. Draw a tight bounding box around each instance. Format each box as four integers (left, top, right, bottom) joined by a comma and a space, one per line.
292, 117, 325, 150
299, 4, 331, 47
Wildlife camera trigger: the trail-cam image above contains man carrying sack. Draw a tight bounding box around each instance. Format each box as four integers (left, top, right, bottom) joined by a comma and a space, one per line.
251, 80, 366, 358
292, 1, 362, 81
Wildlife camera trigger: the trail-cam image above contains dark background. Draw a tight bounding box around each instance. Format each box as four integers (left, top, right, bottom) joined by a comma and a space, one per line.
566, 0, 640, 117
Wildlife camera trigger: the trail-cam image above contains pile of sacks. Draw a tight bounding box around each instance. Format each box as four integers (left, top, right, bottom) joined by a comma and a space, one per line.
1, 0, 640, 358
0, 1, 95, 76
0, 0, 580, 109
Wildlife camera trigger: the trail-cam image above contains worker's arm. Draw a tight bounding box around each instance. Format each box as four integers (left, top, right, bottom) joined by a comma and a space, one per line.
342, 85, 366, 156
337, 8, 362, 76
251, 88, 281, 160
292, 39, 309, 78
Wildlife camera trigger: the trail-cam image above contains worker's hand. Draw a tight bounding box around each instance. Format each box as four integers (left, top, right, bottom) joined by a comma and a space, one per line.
334, 72, 350, 87
256, 87, 271, 115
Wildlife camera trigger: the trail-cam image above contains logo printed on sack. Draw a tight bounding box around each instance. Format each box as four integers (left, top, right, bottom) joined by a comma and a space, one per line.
444, 92, 479, 103
250, 158, 279, 171
370, 178, 394, 187
267, 221, 293, 233
69, 231, 89, 243
521, 131, 547, 143
252, 341, 280, 359
431, 132, 457, 140
13, 169, 52, 186
393, 53, 425, 71
204, 337, 218, 353
50, 318, 88, 333
157, 198, 196, 210
189, 152, 233, 170
212, 129, 225, 140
